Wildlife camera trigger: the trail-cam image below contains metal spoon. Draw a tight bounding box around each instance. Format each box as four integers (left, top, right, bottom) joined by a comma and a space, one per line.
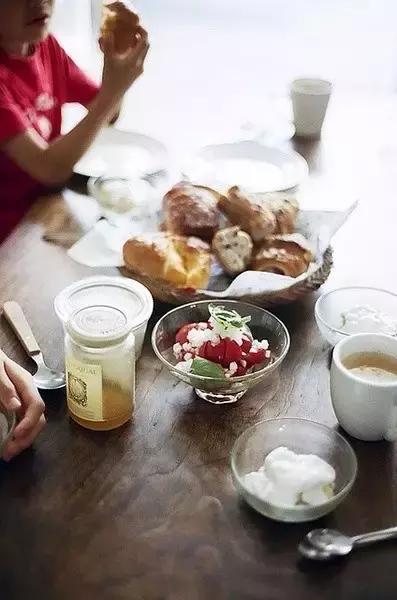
3, 301, 66, 391
299, 526, 397, 561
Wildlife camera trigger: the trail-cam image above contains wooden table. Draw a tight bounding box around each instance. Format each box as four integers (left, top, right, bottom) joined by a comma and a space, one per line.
1, 95, 397, 599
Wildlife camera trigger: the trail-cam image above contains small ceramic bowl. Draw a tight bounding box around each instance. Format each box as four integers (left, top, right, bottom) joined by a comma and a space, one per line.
0, 407, 16, 459
231, 418, 357, 522
315, 286, 397, 346
152, 300, 290, 404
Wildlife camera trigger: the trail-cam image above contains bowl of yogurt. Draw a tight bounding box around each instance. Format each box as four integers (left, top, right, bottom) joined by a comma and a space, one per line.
231, 418, 357, 522
315, 287, 397, 346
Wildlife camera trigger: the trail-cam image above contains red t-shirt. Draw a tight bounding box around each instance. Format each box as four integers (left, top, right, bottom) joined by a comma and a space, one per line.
0, 35, 99, 244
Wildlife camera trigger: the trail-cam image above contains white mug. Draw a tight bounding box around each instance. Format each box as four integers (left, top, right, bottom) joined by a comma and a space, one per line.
330, 333, 397, 441
290, 78, 332, 139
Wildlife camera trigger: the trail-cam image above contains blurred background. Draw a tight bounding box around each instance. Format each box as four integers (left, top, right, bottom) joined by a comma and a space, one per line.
52, 0, 397, 209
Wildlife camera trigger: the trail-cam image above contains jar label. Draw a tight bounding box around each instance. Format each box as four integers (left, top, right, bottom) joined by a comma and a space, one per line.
66, 357, 104, 422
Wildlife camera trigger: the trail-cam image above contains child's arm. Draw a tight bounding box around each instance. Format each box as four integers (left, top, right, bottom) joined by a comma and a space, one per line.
1, 29, 148, 186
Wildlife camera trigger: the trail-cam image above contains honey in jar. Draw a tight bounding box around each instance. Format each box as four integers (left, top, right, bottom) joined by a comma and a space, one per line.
65, 305, 135, 431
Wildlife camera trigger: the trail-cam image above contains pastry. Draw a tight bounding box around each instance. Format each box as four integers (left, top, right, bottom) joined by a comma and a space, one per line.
251, 233, 313, 278
101, 1, 140, 54
123, 232, 211, 289
219, 186, 276, 242
212, 227, 253, 275
263, 193, 299, 234
163, 182, 223, 242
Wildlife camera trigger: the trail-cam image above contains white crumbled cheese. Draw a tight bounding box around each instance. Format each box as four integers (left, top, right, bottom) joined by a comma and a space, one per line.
210, 334, 220, 346
241, 360, 247, 368
209, 316, 245, 345
182, 342, 192, 352
198, 322, 208, 330
251, 339, 269, 351
173, 342, 182, 354
187, 327, 213, 348
341, 304, 397, 336
176, 359, 193, 372
184, 352, 193, 361
229, 361, 238, 375
243, 447, 335, 509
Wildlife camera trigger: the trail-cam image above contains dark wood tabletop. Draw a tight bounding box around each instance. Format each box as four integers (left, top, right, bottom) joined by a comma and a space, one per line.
1, 94, 397, 600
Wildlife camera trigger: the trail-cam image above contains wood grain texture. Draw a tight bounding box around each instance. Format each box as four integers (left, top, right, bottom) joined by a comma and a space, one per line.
0, 96, 397, 600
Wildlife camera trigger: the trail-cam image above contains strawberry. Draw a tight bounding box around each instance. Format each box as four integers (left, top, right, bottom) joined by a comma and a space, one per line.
222, 339, 243, 367
241, 336, 252, 353
175, 323, 199, 345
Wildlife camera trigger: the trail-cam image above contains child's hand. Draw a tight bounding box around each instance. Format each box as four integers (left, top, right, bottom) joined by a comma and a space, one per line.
100, 26, 149, 98
0, 351, 46, 462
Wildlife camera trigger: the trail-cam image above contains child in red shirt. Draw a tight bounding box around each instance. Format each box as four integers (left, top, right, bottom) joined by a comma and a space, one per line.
0, 0, 148, 244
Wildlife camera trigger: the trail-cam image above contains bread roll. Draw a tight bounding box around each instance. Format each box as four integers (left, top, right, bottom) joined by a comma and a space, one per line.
255, 192, 299, 234
101, 1, 140, 54
123, 232, 211, 289
251, 233, 313, 277
212, 227, 253, 275
163, 182, 223, 242
219, 186, 276, 242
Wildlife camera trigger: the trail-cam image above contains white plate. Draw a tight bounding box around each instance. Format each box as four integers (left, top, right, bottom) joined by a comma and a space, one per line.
183, 140, 308, 193
74, 128, 168, 179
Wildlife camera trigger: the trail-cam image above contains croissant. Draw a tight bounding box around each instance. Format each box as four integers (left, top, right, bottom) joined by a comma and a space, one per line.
251, 233, 313, 277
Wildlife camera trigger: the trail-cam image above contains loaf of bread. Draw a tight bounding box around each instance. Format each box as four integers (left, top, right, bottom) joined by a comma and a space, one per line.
212, 227, 253, 275
123, 232, 211, 289
251, 233, 313, 277
163, 182, 223, 242
101, 1, 140, 54
219, 186, 276, 242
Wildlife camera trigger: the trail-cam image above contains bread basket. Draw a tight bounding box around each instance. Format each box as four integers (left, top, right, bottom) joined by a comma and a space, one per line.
121, 245, 333, 308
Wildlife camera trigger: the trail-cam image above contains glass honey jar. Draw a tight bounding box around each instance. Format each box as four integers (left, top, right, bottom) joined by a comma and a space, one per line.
65, 305, 135, 431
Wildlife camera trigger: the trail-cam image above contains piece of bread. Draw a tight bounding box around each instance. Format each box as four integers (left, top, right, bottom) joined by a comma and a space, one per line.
163, 182, 223, 242
101, 1, 140, 54
212, 226, 253, 275
219, 186, 277, 242
123, 232, 211, 289
256, 192, 299, 234
251, 233, 313, 277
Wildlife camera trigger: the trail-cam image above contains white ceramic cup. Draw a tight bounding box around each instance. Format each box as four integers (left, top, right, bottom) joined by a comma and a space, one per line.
330, 333, 397, 442
290, 78, 332, 138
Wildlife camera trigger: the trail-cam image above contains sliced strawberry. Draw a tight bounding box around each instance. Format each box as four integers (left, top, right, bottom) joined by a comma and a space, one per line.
236, 365, 248, 376
246, 348, 266, 366
175, 323, 199, 345
222, 339, 243, 367
204, 340, 226, 364
241, 336, 252, 353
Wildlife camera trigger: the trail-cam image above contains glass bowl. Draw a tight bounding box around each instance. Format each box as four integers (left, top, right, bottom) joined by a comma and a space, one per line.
151, 300, 290, 404
0, 407, 16, 459
315, 286, 397, 346
231, 418, 357, 523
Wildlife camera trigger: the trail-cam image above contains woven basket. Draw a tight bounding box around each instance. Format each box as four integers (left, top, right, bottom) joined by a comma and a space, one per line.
121, 246, 333, 308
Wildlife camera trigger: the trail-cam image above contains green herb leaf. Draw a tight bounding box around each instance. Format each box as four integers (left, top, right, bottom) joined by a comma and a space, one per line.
191, 358, 225, 379
209, 304, 251, 331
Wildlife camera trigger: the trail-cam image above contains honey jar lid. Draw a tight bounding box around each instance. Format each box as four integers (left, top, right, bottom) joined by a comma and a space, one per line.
67, 305, 133, 348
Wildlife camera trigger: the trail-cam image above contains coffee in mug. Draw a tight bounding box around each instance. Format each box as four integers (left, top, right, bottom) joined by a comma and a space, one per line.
330, 333, 397, 441
342, 352, 397, 384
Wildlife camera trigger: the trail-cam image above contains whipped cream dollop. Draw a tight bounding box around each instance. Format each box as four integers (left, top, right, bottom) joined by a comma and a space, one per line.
243, 446, 335, 508
340, 304, 397, 336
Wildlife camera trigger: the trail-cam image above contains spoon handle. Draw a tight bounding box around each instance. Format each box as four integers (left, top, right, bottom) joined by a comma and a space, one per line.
3, 302, 41, 356
353, 526, 397, 547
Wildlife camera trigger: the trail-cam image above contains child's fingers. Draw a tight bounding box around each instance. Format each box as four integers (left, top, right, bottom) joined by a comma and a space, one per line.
2, 414, 46, 462
0, 361, 21, 412
100, 33, 115, 55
